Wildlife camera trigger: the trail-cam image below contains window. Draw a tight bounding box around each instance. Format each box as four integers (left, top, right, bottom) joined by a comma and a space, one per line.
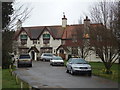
43, 39, 49, 44
20, 34, 27, 45
20, 35, 27, 40
59, 49, 64, 54
72, 47, 78, 55
96, 51, 99, 58
72, 34, 77, 43
21, 39, 27, 45
33, 40, 37, 44
43, 34, 50, 44
43, 34, 50, 40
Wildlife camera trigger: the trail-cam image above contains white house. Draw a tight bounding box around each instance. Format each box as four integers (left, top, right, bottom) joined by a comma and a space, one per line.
13, 14, 118, 63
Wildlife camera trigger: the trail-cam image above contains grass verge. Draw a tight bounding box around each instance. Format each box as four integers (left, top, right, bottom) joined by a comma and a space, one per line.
2, 69, 29, 89
89, 62, 119, 83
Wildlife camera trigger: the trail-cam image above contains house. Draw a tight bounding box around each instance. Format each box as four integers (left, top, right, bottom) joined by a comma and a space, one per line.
13, 14, 103, 62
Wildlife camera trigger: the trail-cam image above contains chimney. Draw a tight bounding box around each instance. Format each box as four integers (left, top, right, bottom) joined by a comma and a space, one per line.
83, 16, 90, 38
17, 19, 22, 30
62, 12, 67, 28
84, 16, 90, 28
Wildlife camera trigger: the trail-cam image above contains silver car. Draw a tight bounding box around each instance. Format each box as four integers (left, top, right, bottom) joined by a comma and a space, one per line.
66, 58, 92, 76
40, 53, 54, 61
17, 54, 32, 67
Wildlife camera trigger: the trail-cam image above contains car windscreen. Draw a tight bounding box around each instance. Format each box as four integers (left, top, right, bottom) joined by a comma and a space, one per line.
19, 55, 30, 59
71, 58, 88, 64
52, 57, 62, 60
44, 54, 53, 57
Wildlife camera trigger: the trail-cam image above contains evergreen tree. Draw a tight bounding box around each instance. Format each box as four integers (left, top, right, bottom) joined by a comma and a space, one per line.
2, 2, 13, 29
2, 2, 14, 68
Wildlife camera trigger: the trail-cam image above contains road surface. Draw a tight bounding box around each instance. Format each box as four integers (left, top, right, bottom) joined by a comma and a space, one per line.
14, 61, 118, 89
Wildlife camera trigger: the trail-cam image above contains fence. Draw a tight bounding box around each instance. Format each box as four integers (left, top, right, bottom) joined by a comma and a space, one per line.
9, 65, 39, 90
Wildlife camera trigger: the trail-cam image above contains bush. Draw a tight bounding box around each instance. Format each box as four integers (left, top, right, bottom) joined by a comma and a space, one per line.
2, 50, 12, 69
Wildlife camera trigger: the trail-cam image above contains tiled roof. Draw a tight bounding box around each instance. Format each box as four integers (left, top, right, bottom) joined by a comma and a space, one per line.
62, 24, 84, 39
14, 23, 102, 40
24, 26, 44, 39
47, 26, 64, 39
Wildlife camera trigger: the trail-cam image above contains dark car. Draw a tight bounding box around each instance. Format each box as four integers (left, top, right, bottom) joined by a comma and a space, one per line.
17, 54, 32, 67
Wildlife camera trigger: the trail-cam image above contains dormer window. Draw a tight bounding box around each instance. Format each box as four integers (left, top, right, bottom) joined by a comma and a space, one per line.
20, 34, 27, 45
43, 34, 50, 44
43, 34, 50, 40
20, 34, 27, 40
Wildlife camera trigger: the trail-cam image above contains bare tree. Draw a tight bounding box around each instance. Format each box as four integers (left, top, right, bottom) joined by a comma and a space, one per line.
89, 1, 119, 73
90, 1, 115, 28
71, 25, 91, 59
5, 0, 33, 30
90, 24, 119, 74
78, 38, 91, 59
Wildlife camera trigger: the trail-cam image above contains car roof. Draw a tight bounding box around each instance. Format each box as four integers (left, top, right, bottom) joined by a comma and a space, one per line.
69, 58, 85, 60
20, 54, 30, 55
43, 53, 53, 54
71, 58, 83, 59
53, 56, 62, 58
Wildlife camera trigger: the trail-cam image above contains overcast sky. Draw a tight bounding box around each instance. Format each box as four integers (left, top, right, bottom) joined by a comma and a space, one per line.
16, 0, 99, 27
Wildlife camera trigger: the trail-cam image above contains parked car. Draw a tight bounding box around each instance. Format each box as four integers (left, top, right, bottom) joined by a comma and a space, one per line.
40, 53, 54, 61
66, 58, 92, 76
17, 54, 32, 68
50, 56, 64, 66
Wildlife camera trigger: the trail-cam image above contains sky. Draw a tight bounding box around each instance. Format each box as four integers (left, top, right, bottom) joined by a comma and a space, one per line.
15, 0, 99, 27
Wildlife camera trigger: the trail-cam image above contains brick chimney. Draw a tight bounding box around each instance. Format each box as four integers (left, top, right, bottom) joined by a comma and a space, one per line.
83, 16, 90, 38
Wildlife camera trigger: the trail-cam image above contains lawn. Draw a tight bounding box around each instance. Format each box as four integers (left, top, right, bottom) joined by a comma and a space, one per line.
2, 69, 29, 89
0, 68, 2, 90
89, 62, 119, 82
2, 69, 21, 88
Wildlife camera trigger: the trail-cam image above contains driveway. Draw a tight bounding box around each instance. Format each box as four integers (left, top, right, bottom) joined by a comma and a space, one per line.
14, 61, 118, 88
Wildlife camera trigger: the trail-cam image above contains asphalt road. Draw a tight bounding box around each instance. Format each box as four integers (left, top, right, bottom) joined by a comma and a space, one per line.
14, 61, 118, 89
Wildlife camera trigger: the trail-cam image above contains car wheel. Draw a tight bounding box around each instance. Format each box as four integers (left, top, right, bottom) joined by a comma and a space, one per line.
88, 73, 92, 77
66, 69, 69, 73
29, 64, 32, 67
43, 59, 46, 61
18, 64, 20, 68
51, 63, 54, 66
70, 68, 74, 75
50, 63, 53, 66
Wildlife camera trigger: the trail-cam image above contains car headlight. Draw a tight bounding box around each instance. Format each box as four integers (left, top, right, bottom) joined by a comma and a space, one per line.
87, 66, 91, 69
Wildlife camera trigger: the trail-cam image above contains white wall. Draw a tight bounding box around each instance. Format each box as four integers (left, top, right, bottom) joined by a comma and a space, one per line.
39, 30, 61, 54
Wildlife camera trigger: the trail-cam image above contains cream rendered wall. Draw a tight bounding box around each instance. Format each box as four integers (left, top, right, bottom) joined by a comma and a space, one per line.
26, 37, 33, 48
85, 50, 119, 63
39, 30, 61, 54
50, 38, 61, 54
85, 50, 101, 62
